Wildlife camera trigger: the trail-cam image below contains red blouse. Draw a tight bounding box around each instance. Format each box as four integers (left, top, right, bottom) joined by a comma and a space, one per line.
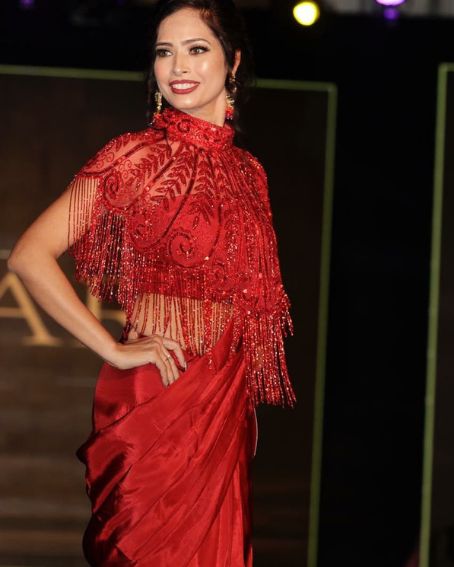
66, 105, 296, 409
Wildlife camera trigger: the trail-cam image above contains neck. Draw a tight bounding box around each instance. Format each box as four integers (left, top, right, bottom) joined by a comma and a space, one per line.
151, 105, 235, 151
177, 106, 226, 128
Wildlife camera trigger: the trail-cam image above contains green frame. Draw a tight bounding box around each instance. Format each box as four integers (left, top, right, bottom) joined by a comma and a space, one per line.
254, 77, 337, 567
0, 65, 337, 567
419, 62, 454, 567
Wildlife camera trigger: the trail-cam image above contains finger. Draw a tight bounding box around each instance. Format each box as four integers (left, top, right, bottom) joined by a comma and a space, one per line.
167, 356, 180, 382
148, 342, 174, 386
161, 347, 179, 382
156, 344, 173, 381
122, 336, 141, 344
163, 338, 187, 370
153, 356, 170, 387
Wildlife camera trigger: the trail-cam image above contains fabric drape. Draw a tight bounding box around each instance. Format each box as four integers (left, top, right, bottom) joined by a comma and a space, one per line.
70, 105, 296, 565
77, 318, 257, 566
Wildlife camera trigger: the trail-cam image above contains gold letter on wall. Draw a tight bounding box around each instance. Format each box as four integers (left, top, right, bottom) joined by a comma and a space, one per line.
0, 272, 62, 346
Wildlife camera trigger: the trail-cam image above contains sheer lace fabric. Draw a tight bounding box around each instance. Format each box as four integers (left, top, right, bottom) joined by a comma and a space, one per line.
65, 106, 296, 408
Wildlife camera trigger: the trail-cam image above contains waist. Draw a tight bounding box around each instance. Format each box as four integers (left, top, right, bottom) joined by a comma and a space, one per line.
120, 292, 235, 356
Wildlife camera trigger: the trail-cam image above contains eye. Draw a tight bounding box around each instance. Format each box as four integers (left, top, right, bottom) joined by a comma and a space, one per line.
155, 48, 170, 58
154, 45, 208, 58
190, 45, 208, 54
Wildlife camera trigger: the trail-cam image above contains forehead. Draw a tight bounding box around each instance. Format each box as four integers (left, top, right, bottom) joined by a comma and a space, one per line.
157, 7, 214, 41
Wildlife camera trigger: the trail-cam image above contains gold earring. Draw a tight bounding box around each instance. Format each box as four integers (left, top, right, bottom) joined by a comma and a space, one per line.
154, 90, 162, 116
225, 72, 237, 121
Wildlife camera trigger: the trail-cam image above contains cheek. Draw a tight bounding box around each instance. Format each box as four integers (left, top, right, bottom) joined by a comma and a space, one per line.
154, 59, 168, 82
198, 58, 227, 88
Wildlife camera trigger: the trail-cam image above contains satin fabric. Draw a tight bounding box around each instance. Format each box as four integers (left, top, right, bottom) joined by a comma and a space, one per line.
76, 317, 258, 566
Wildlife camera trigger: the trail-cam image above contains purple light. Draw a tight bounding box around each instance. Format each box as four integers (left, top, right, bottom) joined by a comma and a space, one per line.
383, 7, 400, 20
376, 0, 405, 5
19, 0, 35, 8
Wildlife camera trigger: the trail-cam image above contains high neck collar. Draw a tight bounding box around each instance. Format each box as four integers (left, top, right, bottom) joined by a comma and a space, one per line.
151, 106, 235, 151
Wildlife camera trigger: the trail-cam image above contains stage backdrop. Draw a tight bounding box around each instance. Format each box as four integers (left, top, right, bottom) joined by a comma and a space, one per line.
0, 65, 336, 567
420, 63, 454, 567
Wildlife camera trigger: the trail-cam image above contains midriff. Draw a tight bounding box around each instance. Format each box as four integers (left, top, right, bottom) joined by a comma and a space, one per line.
123, 292, 234, 353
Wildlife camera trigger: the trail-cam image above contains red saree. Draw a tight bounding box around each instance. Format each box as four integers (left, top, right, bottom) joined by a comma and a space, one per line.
68, 105, 296, 565
76, 317, 257, 566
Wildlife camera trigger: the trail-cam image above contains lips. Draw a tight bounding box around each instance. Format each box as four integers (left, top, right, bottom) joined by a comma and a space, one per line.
170, 81, 200, 94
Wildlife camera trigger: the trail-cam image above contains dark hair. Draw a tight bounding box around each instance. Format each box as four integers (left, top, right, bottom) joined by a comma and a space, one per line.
144, 0, 256, 141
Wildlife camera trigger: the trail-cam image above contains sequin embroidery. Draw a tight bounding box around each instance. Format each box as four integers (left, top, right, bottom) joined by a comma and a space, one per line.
65, 105, 296, 408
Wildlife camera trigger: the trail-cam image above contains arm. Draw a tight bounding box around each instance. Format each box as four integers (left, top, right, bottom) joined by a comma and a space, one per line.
7, 131, 136, 361
242, 150, 296, 407
7, 134, 186, 385
7, 184, 119, 363
243, 149, 273, 218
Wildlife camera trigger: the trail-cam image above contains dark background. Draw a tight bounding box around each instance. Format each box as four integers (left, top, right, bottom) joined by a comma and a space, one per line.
2, 1, 454, 566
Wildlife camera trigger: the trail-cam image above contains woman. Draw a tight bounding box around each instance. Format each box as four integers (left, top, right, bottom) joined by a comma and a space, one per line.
7, 0, 297, 564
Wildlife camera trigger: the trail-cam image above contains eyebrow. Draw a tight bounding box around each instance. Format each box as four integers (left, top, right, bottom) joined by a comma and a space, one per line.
155, 38, 211, 47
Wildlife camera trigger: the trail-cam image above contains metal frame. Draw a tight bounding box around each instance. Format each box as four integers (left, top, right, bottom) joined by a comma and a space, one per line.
419, 62, 453, 567
254, 77, 337, 567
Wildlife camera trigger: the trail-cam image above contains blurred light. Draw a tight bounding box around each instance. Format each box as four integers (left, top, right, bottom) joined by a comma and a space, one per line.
383, 7, 400, 20
19, 0, 35, 9
375, 0, 406, 5
293, 2, 321, 27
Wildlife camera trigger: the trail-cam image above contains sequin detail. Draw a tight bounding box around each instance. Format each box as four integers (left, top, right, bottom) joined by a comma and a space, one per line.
153, 106, 235, 151
66, 105, 296, 408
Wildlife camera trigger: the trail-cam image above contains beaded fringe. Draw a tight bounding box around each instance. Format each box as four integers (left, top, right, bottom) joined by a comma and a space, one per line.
238, 291, 296, 409
67, 173, 296, 408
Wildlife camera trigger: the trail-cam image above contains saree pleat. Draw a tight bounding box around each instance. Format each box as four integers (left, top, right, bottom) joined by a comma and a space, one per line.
76, 317, 257, 566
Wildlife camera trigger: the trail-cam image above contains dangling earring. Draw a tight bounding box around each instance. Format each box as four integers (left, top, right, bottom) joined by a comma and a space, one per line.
225, 72, 237, 121
154, 90, 162, 116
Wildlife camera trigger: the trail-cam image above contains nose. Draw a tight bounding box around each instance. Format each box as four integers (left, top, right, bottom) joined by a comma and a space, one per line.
172, 50, 189, 75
